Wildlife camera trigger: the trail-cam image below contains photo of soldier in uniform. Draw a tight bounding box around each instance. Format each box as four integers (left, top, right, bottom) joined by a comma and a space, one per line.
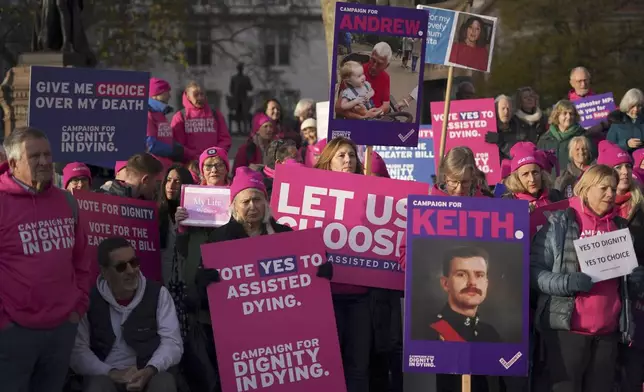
410, 238, 523, 343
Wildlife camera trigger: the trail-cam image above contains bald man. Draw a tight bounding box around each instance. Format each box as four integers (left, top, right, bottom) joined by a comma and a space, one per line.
568, 67, 593, 100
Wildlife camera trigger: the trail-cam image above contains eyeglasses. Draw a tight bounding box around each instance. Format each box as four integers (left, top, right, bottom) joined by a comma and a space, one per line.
446, 179, 473, 188
113, 257, 140, 273
203, 163, 226, 172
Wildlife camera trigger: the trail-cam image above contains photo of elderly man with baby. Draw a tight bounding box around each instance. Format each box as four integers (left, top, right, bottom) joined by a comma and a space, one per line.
333, 33, 422, 123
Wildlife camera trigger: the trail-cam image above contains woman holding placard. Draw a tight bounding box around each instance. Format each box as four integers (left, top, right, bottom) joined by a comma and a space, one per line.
174, 146, 231, 297
531, 164, 644, 392
597, 141, 644, 392
399, 147, 495, 392
501, 142, 563, 212
314, 137, 372, 392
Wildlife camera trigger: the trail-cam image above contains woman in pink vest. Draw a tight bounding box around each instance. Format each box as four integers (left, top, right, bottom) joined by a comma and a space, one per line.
146, 78, 184, 169
171, 81, 232, 162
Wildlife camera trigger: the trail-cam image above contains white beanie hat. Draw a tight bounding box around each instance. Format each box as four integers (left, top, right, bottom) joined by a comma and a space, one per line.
300, 118, 317, 131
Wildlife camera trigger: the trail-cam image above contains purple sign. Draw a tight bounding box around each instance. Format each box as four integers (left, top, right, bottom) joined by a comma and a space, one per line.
573, 92, 616, 129
328, 3, 428, 147
404, 195, 529, 376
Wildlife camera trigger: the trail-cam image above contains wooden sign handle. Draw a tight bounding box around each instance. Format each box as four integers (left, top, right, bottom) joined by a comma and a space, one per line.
365, 145, 373, 176
437, 65, 455, 175
462, 374, 471, 392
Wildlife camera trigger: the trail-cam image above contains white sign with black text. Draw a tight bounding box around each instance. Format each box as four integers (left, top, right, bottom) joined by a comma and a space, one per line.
574, 228, 638, 282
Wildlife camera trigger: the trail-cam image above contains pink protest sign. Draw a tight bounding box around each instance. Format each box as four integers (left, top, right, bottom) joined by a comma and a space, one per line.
201, 229, 346, 392
75, 191, 161, 282
430, 98, 501, 184
271, 164, 429, 290
180, 185, 230, 227
531, 200, 570, 237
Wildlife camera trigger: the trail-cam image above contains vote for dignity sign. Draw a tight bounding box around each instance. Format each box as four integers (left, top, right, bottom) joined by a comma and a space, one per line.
75, 191, 161, 282
430, 98, 501, 184
201, 229, 346, 392
271, 164, 429, 290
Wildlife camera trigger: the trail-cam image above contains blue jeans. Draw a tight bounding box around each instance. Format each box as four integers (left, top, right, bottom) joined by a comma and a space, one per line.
0, 321, 78, 392
333, 293, 372, 392
411, 56, 419, 71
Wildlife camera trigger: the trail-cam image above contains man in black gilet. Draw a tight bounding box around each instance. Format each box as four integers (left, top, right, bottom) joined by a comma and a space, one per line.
70, 237, 182, 392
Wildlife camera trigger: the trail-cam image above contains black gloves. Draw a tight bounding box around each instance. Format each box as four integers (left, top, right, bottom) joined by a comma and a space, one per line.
568, 272, 593, 293
171, 143, 185, 162
484, 132, 501, 144
317, 263, 334, 280
196, 266, 221, 292
628, 266, 644, 296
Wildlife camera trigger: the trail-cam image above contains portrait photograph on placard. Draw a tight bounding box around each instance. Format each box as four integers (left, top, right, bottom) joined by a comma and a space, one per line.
447, 12, 496, 72
409, 237, 523, 344
328, 3, 428, 147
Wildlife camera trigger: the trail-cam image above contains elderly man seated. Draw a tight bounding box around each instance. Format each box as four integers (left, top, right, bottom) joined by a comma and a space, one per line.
335, 41, 392, 120
70, 237, 183, 392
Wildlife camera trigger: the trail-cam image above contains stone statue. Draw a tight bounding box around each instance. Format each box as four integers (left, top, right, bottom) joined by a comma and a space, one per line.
31, 0, 97, 66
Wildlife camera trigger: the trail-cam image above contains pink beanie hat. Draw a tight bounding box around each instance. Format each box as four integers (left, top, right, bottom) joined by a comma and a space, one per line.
509, 142, 542, 172
500, 159, 512, 179
305, 139, 327, 167
149, 77, 171, 97
199, 146, 230, 174
114, 161, 127, 174
252, 113, 272, 136
230, 167, 267, 202
597, 140, 632, 167
632, 149, 644, 168
370, 151, 390, 178
536, 149, 560, 176
62, 162, 92, 188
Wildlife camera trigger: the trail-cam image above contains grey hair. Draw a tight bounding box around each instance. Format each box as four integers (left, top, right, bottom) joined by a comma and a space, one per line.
567, 135, 592, 162
620, 88, 644, 113
372, 42, 392, 62
569, 66, 590, 80
229, 190, 275, 233
294, 98, 315, 117
494, 94, 512, 104
3, 127, 48, 161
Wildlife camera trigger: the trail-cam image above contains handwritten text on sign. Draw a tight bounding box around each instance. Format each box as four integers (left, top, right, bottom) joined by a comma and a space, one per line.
574, 228, 638, 282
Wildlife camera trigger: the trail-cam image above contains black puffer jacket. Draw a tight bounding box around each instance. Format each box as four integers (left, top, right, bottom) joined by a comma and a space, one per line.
493, 116, 540, 160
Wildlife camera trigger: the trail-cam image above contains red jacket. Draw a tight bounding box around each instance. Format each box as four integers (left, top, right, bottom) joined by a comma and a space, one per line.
171, 93, 232, 162
0, 163, 90, 329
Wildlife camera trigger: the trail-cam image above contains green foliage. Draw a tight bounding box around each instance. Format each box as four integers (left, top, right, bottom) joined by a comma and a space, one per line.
85, 0, 191, 68
476, 0, 644, 106
0, 0, 38, 66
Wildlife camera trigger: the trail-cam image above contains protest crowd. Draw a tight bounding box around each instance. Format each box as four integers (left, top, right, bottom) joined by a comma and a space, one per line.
3, 5, 644, 392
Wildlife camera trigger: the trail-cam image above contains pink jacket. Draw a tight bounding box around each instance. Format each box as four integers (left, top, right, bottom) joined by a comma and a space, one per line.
171, 93, 232, 162
568, 196, 621, 335
0, 163, 90, 329
147, 110, 174, 168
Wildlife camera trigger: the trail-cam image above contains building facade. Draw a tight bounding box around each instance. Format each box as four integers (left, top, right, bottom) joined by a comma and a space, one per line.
149, 0, 329, 131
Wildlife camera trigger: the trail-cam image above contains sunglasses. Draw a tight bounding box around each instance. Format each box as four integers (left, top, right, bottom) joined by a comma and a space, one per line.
113, 257, 140, 273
